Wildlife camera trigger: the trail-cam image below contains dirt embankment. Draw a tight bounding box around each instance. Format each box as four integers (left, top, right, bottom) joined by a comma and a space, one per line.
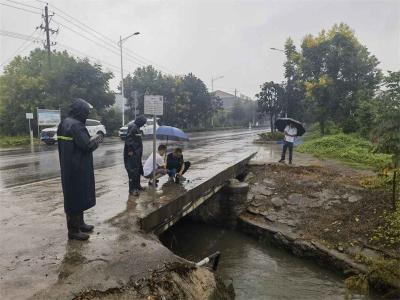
73, 262, 233, 300
240, 163, 400, 294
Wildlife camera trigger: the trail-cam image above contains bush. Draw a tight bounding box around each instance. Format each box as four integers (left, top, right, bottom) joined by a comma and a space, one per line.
0, 136, 34, 147
258, 131, 284, 141
297, 134, 392, 169
371, 208, 400, 248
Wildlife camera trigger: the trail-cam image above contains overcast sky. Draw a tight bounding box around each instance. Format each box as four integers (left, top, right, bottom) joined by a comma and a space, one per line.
1, 0, 399, 98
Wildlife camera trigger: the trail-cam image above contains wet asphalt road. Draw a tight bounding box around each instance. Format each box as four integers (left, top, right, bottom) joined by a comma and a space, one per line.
0, 128, 265, 190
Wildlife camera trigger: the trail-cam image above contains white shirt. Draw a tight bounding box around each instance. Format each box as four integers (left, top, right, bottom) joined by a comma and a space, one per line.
284, 125, 297, 143
143, 152, 165, 177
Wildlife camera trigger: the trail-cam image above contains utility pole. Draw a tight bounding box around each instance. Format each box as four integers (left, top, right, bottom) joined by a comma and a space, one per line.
38, 4, 57, 67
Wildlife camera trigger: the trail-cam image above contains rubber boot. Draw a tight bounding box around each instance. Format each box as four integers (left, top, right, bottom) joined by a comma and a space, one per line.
79, 212, 94, 233
67, 214, 89, 241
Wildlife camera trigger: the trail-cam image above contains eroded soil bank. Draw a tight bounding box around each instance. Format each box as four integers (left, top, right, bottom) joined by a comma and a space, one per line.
73, 262, 234, 300
240, 162, 400, 297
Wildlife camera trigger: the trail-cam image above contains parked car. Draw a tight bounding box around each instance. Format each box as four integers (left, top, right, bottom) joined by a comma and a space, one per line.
40, 119, 106, 145
119, 118, 159, 140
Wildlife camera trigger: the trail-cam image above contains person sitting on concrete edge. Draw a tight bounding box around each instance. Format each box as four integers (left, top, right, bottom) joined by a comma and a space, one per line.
143, 144, 167, 187
166, 147, 191, 183
124, 115, 147, 196
279, 122, 298, 164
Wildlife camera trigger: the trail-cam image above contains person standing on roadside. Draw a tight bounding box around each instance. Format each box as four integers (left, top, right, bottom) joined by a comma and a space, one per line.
124, 115, 147, 196
58, 98, 102, 241
279, 122, 297, 164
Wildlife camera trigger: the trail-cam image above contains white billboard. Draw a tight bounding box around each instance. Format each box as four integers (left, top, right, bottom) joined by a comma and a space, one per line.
37, 109, 61, 126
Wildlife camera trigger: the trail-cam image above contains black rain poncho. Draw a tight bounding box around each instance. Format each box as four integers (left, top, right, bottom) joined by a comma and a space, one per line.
57, 98, 99, 215
123, 115, 147, 174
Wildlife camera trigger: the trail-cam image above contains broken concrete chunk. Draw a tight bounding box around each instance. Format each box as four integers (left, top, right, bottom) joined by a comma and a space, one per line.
271, 197, 285, 208
348, 195, 362, 203
287, 193, 306, 205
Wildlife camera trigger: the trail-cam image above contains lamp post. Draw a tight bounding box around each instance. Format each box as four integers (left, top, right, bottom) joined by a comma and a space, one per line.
270, 47, 289, 117
210, 75, 224, 127
118, 32, 140, 126
270, 47, 284, 53
211, 75, 224, 92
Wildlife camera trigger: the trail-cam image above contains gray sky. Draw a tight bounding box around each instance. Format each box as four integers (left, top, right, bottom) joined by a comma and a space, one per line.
1, 0, 399, 98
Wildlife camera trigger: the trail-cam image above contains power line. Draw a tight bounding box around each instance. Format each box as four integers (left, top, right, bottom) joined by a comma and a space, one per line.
56, 42, 122, 72
0, 29, 40, 67
4, 0, 41, 10
44, 1, 176, 74
52, 15, 169, 72
0, 2, 41, 14
0, 29, 44, 43
52, 19, 148, 69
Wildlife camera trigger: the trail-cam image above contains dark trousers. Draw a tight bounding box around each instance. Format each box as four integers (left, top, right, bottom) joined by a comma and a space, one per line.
127, 169, 141, 191
167, 161, 191, 177
281, 141, 294, 163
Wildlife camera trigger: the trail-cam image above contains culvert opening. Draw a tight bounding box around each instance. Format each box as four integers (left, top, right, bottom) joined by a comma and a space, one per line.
158, 183, 362, 300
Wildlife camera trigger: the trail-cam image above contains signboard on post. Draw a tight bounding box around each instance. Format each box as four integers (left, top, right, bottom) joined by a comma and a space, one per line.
144, 95, 164, 189
144, 95, 163, 116
26, 113, 34, 147
37, 109, 61, 126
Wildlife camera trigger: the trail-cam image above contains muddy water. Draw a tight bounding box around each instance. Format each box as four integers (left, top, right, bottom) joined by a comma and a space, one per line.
161, 221, 370, 300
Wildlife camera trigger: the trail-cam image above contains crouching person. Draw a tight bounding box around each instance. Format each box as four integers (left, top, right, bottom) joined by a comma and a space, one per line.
166, 147, 190, 183
57, 98, 102, 241
143, 144, 167, 186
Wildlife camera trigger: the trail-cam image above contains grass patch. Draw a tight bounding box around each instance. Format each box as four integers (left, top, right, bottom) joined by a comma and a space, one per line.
0, 136, 37, 148
257, 131, 284, 141
297, 133, 392, 170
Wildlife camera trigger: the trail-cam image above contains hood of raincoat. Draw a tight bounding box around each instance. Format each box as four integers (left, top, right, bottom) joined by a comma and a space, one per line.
69, 98, 92, 123
126, 122, 139, 138
134, 115, 147, 128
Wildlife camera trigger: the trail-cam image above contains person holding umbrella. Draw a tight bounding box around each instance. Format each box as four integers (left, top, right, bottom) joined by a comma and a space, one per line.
275, 118, 305, 165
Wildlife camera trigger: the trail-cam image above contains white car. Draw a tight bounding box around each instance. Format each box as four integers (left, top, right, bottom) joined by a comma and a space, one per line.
119, 118, 159, 140
40, 119, 106, 145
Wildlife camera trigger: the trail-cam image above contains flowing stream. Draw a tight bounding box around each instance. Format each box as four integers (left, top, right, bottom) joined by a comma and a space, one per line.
160, 221, 373, 300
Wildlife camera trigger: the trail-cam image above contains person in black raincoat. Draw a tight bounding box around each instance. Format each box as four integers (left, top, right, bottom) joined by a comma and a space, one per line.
124, 115, 147, 196
57, 98, 102, 240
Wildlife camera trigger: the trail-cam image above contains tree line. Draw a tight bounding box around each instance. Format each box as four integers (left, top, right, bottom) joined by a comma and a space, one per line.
256, 23, 399, 163
0, 48, 260, 136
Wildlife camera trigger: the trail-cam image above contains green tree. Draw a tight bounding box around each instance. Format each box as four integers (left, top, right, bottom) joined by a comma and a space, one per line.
256, 81, 285, 132
301, 23, 381, 134
0, 49, 114, 135
283, 37, 305, 120
372, 71, 400, 209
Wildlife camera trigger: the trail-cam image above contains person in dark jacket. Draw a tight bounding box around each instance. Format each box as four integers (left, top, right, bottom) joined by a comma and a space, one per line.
124, 115, 147, 196
57, 98, 102, 241
166, 147, 191, 183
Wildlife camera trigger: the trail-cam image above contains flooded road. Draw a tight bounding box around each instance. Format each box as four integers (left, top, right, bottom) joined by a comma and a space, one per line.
161, 221, 370, 300
0, 128, 263, 189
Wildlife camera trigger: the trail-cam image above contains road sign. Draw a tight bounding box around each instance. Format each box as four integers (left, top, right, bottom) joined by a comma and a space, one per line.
37, 109, 61, 126
26, 113, 33, 119
144, 95, 163, 116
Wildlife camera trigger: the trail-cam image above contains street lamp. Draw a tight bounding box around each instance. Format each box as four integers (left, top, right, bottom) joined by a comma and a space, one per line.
211, 75, 224, 92
270, 47, 284, 53
118, 32, 140, 126
270, 47, 289, 117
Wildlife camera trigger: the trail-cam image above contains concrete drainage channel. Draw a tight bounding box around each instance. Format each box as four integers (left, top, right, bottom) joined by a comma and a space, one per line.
157, 166, 391, 299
